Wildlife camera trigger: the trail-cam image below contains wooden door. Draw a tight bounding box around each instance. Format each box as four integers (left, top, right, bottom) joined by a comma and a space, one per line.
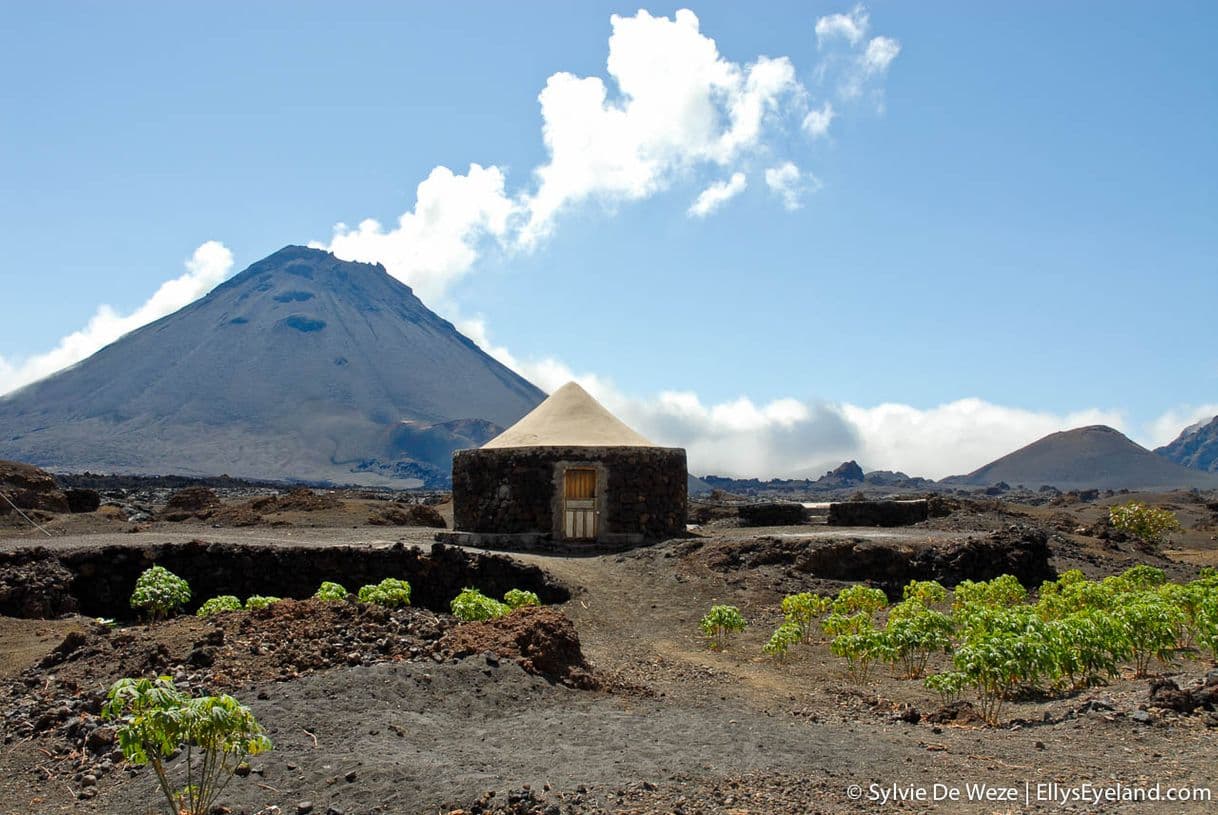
563, 468, 597, 540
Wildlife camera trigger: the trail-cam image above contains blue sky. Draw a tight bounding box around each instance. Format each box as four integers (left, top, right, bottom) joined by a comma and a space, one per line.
1, 2, 1215, 478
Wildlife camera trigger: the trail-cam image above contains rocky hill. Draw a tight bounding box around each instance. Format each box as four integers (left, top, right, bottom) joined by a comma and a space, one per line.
0, 246, 545, 486
943, 425, 1218, 490
1155, 416, 1218, 473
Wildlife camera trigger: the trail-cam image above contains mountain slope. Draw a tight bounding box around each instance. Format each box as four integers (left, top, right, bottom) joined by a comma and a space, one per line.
943, 425, 1218, 490
0, 246, 545, 486
1155, 416, 1218, 473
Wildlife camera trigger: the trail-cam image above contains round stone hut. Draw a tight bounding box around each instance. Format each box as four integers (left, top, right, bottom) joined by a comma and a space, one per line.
451, 382, 687, 549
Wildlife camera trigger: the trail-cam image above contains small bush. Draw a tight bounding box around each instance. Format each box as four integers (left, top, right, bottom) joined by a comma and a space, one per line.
244, 595, 281, 611
503, 589, 541, 610
103, 676, 271, 815
130, 566, 191, 620
700, 604, 747, 650
451, 588, 510, 621
314, 581, 348, 602
358, 578, 412, 608
780, 592, 831, 641
763, 621, 803, 659
1109, 501, 1182, 544
924, 671, 967, 706
196, 596, 242, 617
831, 586, 888, 616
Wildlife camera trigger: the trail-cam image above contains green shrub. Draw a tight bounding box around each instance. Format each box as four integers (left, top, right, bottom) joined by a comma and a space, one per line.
700, 604, 747, 650
924, 671, 967, 706
244, 595, 281, 611
451, 588, 510, 621
196, 596, 242, 617
130, 566, 191, 620
828, 625, 887, 682
503, 589, 541, 610
902, 579, 948, 607
780, 592, 831, 641
358, 578, 412, 608
102, 676, 271, 815
314, 581, 349, 602
763, 621, 803, 659
1109, 501, 1182, 544
882, 601, 954, 678
1114, 593, 1184, 676
952, 574, 1026, 612
831, 585, 888, 616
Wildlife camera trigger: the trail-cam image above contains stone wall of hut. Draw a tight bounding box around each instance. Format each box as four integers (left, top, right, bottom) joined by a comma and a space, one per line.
452, 446, 687, 543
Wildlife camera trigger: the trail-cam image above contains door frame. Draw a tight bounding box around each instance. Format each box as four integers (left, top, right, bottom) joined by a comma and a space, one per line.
550, 460, 608, 541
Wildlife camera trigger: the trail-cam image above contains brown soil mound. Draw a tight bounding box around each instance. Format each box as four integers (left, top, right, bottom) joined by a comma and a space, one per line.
269, 487, 340, 512
164, 486, 221, 513
439, 606, 598, 689
368, 503, 447, 528
0, 459, 69, 514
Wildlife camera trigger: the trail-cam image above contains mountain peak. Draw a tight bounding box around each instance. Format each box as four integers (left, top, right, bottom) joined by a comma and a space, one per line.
0, 246, 545, 486
946, 423, 1218, 490
1156, 415, 1218, 473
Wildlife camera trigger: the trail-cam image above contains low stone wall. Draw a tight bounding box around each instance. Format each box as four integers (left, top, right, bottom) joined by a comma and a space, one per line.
453, 446, 687, 543
828, 499, 929, 527
738, 502, 808, 527
0, 541, 569, 619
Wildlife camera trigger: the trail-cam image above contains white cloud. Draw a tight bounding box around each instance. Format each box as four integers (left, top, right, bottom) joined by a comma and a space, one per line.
815, 5, 869, 47
313, 163, 516, 305
518, 9, 800, 247
688, 172, 747, 217
802, 102, 835, 138
459, 319, 1139, 480
841, 400, 1128, 480
765, 162, 816, 210
0, 241, 233, 396
1146, 404, 1218, 449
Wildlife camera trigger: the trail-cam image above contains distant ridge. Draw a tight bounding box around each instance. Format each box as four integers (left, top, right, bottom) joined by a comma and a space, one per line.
944, 425, 1218, 490
0, 246, 545, 486
1156, 415, 1218, 473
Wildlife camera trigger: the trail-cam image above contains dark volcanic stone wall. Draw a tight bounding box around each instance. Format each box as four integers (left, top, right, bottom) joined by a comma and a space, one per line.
0, 541, 568, 619
453, 446, 687, 542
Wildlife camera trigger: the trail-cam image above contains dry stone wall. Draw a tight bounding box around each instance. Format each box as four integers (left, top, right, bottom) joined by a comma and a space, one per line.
453, 446, 687, 542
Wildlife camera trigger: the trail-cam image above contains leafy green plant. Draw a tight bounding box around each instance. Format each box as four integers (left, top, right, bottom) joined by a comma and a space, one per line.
130, 566, 191, 621
952, 574, 1026, 612
1114, 593, 1184, 676
243, 595, 281, 611
314, 581, 349, 602
829, 625, 887, 682
1109, 501, 1182, 544
831, 585, 888, 616
196, 596, 242, 617
902, 579, 948, 607
763, 621, 803, 659
102, 676, 271, 815
780, 592, 831, 641
451, 588, 511, 621
924, 671, 967, 706
883, 601, 954, 678
503, 589, 541, 610
1044, 609, 1128, 688
1196, 590, 1218, 661
700, 604, 747, 650
357, 578, 412, 608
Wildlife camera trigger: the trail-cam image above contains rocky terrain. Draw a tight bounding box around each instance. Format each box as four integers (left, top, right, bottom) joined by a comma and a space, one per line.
0, 480, 1216, 814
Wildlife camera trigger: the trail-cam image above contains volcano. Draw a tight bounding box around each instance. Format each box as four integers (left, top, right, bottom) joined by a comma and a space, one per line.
0, 246, 545, 486
943, 425, 1218, 491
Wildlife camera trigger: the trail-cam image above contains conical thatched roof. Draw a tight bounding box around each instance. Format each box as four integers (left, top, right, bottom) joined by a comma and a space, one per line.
482, 382, 655, 449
